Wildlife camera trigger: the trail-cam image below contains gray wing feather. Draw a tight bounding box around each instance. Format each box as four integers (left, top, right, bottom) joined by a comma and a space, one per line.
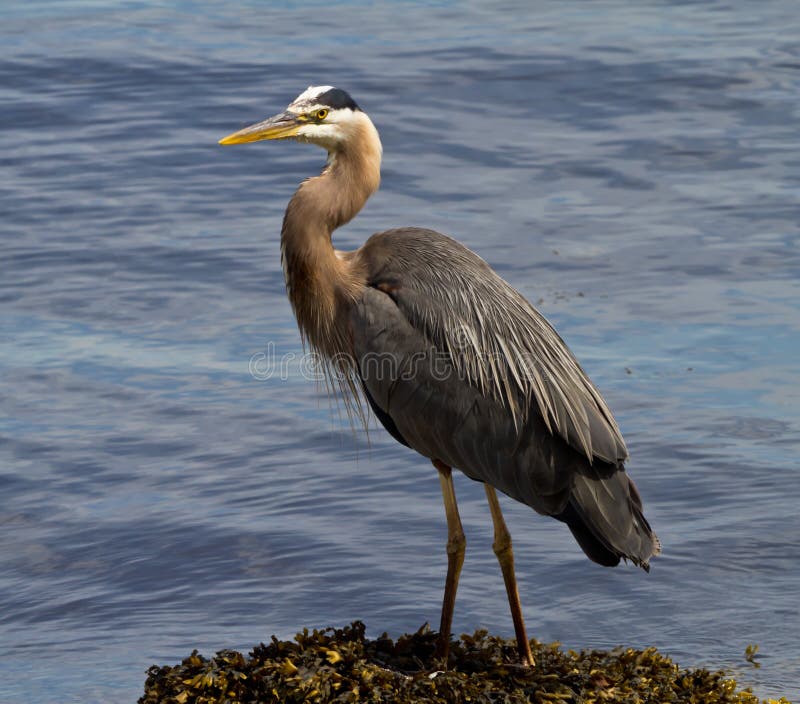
356, 227, 627, 465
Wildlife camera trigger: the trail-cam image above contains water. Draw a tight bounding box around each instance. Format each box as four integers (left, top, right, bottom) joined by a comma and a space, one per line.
1, 1, 799, 701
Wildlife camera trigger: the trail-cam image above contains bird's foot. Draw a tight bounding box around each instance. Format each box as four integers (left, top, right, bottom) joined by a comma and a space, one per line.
433, 637, 453, 670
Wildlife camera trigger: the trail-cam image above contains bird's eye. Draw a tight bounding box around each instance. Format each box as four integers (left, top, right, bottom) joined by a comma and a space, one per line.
316, 109, 329, 120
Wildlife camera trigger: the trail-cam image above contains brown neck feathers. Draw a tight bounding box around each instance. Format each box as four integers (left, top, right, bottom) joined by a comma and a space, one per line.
280, 115, 381, 356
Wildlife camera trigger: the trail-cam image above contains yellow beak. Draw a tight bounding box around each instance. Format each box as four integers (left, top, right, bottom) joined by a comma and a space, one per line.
218, 111, 301, 145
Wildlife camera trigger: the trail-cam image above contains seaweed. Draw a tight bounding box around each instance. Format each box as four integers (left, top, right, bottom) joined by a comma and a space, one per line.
140, 622, 791, 704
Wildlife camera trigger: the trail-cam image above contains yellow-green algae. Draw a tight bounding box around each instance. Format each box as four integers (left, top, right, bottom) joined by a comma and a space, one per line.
140, 622, 791, 704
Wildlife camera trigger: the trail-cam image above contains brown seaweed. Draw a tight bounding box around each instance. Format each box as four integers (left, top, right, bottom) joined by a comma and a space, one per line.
140, 622, 791, 704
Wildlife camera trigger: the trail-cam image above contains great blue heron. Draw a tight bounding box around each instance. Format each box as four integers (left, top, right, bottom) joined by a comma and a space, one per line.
219, 86, 660, 666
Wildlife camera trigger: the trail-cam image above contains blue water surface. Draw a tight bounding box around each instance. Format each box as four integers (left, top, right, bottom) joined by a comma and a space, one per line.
1, 2, 799, 701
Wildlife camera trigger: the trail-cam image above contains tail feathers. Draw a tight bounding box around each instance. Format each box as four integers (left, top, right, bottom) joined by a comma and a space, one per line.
557, 469, 661, 570
558, 501, 622, 567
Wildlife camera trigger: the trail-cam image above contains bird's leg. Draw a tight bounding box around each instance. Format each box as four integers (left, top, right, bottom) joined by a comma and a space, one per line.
484, 484, 535, 667
433, 459, 465, 665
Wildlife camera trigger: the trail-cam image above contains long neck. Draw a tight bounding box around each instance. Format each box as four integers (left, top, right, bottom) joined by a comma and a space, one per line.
280, 117, 381, 356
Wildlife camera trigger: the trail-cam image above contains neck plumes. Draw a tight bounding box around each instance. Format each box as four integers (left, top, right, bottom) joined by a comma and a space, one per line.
280, 113, 382, 357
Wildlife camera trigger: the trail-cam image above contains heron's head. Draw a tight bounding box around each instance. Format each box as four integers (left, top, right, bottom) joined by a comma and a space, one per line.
219, 85, 376, 154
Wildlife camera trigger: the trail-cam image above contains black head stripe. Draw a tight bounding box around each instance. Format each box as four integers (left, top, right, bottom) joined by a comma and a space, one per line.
316, 88, 359, 111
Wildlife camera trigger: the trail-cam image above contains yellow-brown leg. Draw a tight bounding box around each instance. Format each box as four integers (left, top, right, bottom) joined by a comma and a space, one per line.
433, 459, 466, 664
484, 484, 535, 667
